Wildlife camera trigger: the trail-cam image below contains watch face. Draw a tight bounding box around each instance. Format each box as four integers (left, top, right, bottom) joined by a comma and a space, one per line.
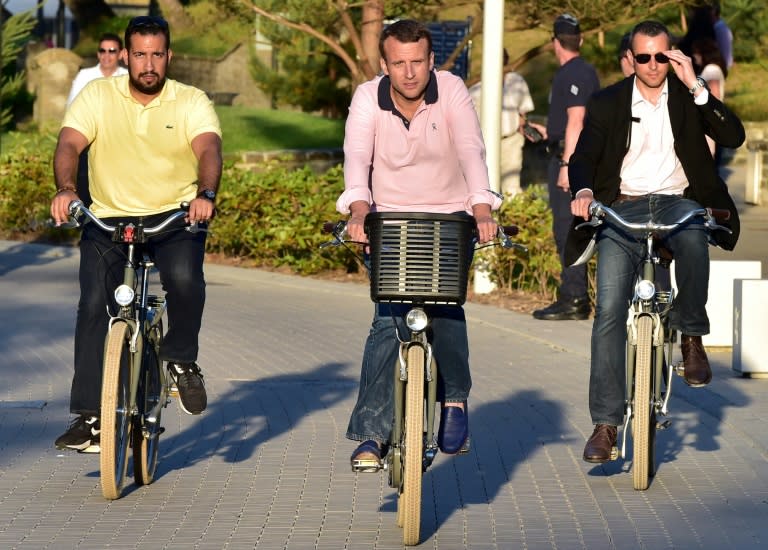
201, 190, 216, 200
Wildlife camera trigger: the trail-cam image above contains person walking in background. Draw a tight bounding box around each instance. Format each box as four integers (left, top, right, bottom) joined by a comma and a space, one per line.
617, 33, 634, 78
691, 37, 728, 159
51, 16, 222, 452
66, 33, 128, 207
526, 14, 600, 321
468, 48, 535, 197
66, 33, 128, 106
566, 20, 744, 462
711, 1, 733, 70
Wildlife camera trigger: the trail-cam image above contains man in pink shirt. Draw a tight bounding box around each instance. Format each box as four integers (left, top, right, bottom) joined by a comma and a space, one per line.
337, 20, 501, 470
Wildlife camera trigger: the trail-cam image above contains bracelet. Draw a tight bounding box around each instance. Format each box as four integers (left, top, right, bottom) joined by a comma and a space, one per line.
55, 186, 76, 195
558, 160, 569, 167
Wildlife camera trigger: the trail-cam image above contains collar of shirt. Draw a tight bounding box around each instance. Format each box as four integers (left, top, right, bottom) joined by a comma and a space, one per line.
377, 71, 438, 127
621, 77, 688, 196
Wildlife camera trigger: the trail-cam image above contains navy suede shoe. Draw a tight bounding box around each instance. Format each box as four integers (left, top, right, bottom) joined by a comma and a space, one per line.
437, 405, 469, 454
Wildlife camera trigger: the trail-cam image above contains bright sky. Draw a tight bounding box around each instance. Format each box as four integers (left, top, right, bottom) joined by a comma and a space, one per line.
3, 0, 72, 17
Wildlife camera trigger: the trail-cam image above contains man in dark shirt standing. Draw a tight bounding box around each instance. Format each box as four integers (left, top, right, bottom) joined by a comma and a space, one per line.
527, 14, 600, 320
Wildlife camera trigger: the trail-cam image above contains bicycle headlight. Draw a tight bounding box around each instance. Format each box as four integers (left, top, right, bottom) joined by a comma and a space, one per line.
114, 284, 135, 306
405, 308, 429, 332
635, 279, 656, 301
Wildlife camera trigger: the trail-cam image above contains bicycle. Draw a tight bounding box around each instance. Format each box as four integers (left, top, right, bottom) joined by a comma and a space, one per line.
574, 201, 730, 490
323, 212, 524, 544
62, 200, 204, 500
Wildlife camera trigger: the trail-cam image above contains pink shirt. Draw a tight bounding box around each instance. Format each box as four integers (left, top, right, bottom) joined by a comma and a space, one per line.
336, 71, 501, 215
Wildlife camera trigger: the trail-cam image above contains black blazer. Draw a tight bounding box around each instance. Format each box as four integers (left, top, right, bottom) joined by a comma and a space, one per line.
565, 75, 745, 266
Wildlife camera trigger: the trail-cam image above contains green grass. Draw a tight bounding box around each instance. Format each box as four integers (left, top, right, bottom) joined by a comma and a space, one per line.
215, 106, 345, 154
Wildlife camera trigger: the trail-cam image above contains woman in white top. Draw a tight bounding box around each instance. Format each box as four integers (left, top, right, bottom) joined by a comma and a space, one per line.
691, 38, 728, 159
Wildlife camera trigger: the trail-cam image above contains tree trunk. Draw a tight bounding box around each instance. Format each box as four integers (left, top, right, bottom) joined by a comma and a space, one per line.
156, 0, 194, 30
361, 0, 383, 75
63, 0, 114, 31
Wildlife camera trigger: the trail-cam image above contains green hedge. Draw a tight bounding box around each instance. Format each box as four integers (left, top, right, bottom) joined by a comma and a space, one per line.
0, 142, 567, 298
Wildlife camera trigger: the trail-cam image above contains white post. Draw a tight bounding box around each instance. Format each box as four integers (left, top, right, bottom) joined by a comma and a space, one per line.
474, 0, 504, 295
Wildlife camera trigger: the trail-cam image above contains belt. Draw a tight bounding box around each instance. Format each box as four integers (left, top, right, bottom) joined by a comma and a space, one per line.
615, 193, 650, 203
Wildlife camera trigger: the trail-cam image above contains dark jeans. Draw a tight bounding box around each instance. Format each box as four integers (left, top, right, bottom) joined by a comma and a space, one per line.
589, 194, 710, 426
70, 212, 207, 415
346, 303, 471, 443
547, 157, 587, 299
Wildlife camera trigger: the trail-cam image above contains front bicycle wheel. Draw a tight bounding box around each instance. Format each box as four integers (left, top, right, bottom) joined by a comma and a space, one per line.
100, 321, 133, 500
401, 344, 425, 546
632, 315, 654, 491
133, 320, 164, 486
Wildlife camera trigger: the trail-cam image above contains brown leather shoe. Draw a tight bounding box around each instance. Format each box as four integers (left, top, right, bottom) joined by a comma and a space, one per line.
583, 424, 618, 463
681, 334, 712, 387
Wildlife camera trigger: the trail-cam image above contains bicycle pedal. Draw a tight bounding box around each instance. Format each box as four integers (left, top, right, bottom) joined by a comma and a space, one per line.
168, 383, 179, 397
458, 440, 471, 454
656, 419, 672, 430
673, 361, 686, 377
610, 446, 619, 461
351, 459, 382, 474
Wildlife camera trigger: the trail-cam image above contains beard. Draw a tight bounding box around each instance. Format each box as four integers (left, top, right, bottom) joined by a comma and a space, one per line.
129, 72, 166, 95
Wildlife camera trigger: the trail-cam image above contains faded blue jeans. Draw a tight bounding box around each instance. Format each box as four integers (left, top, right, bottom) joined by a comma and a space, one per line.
346, 302, 471, 443
589, 194, 710, 426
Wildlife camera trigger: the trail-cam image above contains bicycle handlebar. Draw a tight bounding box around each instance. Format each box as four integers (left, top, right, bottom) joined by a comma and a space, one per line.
320, 219, 523, 250
575, 201, 732, 236
64, 200, 203, 235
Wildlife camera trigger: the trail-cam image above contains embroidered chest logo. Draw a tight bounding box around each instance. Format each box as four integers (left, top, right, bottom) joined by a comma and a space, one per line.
165, 124, 174, 129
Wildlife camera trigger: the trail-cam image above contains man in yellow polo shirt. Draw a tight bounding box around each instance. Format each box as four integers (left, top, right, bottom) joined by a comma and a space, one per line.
50, 16, 222, 452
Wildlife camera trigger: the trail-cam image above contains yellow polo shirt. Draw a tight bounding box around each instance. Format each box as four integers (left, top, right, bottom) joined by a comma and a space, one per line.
62, 74, 222, 217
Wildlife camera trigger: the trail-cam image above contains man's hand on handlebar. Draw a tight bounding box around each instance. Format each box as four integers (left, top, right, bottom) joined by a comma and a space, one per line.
50, 189, 79, 226
187, 197, 215, 223
571, 190, 594, 221
472, 203, 497, 244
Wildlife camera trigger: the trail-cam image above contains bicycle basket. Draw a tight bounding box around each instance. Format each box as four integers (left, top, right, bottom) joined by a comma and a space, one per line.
365, 212, 475, 305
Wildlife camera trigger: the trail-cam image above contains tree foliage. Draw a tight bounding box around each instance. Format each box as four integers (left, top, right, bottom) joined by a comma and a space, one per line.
1, 8, 37, 129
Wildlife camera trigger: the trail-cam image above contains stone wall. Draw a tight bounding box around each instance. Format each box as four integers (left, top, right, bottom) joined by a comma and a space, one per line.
169, 43, 271, 108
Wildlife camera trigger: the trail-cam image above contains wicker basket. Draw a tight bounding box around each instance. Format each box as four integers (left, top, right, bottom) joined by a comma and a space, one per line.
365, 212, 475, 305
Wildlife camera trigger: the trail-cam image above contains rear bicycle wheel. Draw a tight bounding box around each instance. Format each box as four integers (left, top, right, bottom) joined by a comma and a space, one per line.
133, 320, 164, 486
401, 344, 425, 546
100, 321, 133, 500
632, 315, 653, 491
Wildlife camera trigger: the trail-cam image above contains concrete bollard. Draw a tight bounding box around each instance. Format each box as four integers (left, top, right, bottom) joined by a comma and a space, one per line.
732, 279, 768, 377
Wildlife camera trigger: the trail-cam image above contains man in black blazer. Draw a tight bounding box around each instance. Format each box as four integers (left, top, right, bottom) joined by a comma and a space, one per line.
566, 20, 745, 463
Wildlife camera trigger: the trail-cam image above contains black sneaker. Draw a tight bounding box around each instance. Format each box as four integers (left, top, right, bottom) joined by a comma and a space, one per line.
55, 415, 100, 452
168, 362, 207, 415
532, 296, 591, 321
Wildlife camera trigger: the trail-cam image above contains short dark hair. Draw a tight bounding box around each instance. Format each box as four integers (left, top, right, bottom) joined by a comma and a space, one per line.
630, 20, 670, 49
125, 15, 171, 51
379, 19, 432, 61
99, 32, 123, 50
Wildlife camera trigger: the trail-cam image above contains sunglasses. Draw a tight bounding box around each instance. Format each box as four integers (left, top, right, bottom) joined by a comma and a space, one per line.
127, 15, 169, 30
633, 52, 670, 64
98, 48, 119, 54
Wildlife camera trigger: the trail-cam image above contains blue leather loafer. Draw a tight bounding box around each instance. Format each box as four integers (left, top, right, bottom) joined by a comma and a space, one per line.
437, 405, 469, 454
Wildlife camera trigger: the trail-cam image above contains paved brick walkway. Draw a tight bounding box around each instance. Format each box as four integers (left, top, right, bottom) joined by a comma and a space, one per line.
0, 163, 766, 549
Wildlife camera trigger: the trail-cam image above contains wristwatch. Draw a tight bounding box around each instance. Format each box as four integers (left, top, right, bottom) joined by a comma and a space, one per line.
689, 77, 708, 95
197, 189, 216, 202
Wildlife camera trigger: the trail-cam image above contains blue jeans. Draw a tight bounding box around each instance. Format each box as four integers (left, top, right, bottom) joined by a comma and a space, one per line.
589, 194, 710, 426
346, 303, 471, 443
70, 212, 207, 415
